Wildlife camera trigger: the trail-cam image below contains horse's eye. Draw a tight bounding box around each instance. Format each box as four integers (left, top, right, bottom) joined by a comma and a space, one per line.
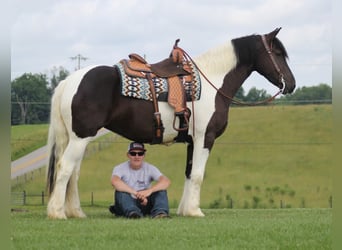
274, 49, 282, 56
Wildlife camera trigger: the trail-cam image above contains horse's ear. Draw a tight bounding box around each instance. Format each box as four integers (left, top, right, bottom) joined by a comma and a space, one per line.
267, 27, 282, 41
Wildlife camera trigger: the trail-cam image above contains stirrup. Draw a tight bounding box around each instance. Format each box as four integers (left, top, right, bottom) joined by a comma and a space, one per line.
173, 110, 189, 131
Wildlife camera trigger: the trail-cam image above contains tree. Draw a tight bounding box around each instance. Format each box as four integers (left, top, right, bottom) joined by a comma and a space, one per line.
244, 87, 271, 102
11, 73, 50, 124
234, 87, 245, 101
280, 83, 332, 104
50, 66, 69, 91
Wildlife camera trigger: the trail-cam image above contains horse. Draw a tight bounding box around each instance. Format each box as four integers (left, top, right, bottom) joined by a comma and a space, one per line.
46, 28, 295, 219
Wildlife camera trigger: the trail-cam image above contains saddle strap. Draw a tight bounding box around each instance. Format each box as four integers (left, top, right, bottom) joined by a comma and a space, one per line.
146, 73, 164, 142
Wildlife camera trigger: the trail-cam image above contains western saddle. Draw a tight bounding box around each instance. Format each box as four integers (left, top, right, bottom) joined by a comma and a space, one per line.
119, 39, 195, 143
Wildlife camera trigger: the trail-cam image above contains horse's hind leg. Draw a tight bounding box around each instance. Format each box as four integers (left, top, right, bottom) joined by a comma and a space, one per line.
65, 162, 86, 218
47, 137, 88, 219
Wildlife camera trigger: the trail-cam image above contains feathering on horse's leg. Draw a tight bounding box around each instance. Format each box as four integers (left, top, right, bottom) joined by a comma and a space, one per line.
47, 155, 72, 219
177, 146, 208, 217
63, 138, 89, 218
65, 162, 86, 218
177, 174, 205, 217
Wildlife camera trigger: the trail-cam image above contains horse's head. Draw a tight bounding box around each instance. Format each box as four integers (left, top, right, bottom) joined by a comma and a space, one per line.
254, 28, 296, 94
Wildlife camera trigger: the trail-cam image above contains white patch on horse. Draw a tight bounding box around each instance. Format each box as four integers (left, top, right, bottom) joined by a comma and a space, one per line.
195, 41, 237, 84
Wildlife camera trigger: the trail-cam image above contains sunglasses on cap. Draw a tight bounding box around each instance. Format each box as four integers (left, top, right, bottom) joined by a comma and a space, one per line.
128, 151, 145, 156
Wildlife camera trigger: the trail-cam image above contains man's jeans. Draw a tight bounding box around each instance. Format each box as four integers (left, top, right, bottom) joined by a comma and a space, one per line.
112, 190, 169, 218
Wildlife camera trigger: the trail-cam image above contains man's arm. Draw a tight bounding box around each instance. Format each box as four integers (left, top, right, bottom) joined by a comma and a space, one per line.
111, 175, 137, 196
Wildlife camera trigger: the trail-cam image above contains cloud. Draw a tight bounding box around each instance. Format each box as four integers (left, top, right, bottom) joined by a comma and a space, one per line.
11, 0, 331, 93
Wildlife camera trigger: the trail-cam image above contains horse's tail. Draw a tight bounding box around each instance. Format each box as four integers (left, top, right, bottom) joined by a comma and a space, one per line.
46, 79, 69, 196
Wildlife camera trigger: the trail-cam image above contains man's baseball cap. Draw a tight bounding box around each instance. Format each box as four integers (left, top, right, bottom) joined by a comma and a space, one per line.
127, 142, 146, 152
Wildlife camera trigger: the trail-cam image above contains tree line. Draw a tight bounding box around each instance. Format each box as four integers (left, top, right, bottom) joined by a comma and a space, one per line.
11, 67, 332, 125
11, 67, 69, 125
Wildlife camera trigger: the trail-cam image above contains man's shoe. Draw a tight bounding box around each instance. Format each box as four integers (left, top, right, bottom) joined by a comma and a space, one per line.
109, 205, 116, 214
153, 213, 170, 219
128, 211, 142, 219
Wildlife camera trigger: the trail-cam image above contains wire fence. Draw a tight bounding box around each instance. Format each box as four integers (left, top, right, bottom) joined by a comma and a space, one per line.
11, 191, 99, 207
10, 190, 333, 209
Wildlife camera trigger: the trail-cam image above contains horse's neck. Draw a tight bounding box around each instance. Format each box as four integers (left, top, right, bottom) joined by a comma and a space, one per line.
213, 64, 253, 112
194, 41, 237, 81
221, 65, 253, 99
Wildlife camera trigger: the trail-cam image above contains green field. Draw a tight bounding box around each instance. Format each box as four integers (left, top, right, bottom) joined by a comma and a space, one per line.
11, 105, 332, 209
11, 124, 49, 160
11, 206, 331, 249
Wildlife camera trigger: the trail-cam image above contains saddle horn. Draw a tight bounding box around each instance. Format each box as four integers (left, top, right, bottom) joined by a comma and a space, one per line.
171, 39, 183, 64
174, 39, 180, 48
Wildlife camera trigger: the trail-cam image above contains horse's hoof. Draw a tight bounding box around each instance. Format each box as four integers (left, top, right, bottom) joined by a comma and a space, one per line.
65, 209, 87, 218
47, 212, 67, 220
177, 208, 205, 217
47, 206, 68, 219
188, 209, 205, 217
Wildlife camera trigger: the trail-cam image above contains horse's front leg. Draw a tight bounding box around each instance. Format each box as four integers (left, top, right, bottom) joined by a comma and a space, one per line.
177, 143, 209, 217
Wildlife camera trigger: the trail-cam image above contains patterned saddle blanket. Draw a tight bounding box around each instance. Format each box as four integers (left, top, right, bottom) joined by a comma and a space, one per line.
115, 57, 201, 102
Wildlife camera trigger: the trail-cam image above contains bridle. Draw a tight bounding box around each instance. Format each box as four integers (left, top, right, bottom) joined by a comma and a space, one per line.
261, 35, 286, 94
178, 35, 287, 106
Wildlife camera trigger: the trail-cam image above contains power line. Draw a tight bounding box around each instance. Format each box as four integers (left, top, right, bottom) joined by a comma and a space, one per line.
70, 54, 88, 70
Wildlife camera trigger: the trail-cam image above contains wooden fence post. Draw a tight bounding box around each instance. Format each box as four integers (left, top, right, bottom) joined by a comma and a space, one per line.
329, 196, 332, 208
23, 190, 26, 205
42, 191, 45, 205
229, 198, 233, 209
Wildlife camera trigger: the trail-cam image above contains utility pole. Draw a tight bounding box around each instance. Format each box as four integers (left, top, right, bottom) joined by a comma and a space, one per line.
70, 54, 88, 70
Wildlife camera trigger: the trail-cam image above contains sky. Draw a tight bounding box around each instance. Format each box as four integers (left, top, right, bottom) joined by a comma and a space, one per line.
11, 0, 331, 94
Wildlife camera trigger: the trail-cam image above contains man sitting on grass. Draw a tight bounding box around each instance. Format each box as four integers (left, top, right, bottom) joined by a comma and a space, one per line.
109, 142, 171, 219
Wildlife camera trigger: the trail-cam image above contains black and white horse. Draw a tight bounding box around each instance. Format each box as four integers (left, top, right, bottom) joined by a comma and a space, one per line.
46, 28, 295, 219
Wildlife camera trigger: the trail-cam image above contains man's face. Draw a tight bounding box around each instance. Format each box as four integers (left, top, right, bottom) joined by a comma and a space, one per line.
127, 150, 145, 169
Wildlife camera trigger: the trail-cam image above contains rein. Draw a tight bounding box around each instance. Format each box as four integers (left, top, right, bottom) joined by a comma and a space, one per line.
177, 35, 286, 106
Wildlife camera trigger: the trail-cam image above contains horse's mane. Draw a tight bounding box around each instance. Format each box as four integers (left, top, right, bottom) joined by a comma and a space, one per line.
194, 41, 237, 77
232, 34, 289, 65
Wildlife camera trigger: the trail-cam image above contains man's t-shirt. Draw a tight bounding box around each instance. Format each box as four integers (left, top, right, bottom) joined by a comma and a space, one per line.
112, 161, 162, 191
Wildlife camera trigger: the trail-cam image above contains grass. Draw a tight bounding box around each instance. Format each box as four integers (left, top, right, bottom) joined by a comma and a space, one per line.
11, 124, 49, 161
11, 105, 332, 209
11, 206, 331, 250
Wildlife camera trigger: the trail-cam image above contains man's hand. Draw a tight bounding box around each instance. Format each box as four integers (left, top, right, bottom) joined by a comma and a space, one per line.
139, 197, 148, 206
136, 189, 152, 200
